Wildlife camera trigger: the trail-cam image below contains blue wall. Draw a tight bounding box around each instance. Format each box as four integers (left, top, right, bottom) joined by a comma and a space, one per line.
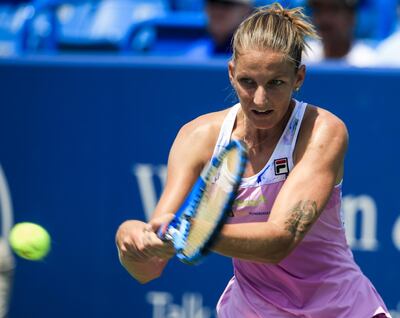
0, 55, 399, 317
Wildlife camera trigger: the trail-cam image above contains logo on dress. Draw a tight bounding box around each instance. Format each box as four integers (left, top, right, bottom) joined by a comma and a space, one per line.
274, 158, 289, 176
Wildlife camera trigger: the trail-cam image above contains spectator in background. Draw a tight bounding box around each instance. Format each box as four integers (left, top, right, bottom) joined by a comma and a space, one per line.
186, 0, 253, 57
302, 0, 377, 66
206, 0, 254, 54
0, 237, 14, 318
376, 30, 400, 67
376, 5, 400, 67
0, 166, 14, 318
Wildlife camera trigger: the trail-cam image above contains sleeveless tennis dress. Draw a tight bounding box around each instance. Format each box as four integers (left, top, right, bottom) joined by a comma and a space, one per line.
215, 101, 390, 318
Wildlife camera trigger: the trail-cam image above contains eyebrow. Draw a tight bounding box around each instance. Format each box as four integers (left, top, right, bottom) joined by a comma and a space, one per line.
237, 71, 290, 78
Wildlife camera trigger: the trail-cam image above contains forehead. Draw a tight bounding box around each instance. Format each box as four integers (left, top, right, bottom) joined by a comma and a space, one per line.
234, 49, 294, 76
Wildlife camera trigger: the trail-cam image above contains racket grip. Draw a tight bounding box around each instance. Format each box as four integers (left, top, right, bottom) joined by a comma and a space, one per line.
157, 223, 170, 240
157, 218, 188, 253
157, 217, 180, 241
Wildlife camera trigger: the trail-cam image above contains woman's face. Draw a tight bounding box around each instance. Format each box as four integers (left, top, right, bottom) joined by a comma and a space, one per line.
229, 48, 305, 130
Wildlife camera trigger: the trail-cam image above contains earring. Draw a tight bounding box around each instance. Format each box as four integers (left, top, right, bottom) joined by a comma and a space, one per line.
295, 86, 300, 92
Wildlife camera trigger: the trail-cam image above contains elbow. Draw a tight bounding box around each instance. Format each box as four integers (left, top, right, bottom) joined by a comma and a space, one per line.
128, 264, 164, 285
135, 272, 161, 284
261, 249, 290, 264
267, 251, 290, 264
262, 231, 295, 264
135, 275, 153, 284
119, 255, 165, 285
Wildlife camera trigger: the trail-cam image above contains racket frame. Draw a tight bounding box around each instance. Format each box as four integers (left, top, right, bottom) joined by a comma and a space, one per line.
160, 139, 247, 265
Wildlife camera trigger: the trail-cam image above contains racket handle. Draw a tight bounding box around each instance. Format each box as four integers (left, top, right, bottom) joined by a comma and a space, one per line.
157, 223, 169, 240
157, 218, 189, 253
173, 218, 190, 252
157, 217, 179, 241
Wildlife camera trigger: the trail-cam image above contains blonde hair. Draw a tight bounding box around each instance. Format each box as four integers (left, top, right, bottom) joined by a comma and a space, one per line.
232, 3, 319, 69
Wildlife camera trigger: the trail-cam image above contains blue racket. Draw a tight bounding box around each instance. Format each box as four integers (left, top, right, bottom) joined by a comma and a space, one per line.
158, 139, 248, 265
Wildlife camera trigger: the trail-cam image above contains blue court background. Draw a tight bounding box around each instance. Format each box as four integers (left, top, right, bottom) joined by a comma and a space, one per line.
0, 55, 399, 317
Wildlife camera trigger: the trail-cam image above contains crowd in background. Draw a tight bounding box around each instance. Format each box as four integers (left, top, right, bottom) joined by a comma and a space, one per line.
0, 0, 399, 66
304, 0, 400, 67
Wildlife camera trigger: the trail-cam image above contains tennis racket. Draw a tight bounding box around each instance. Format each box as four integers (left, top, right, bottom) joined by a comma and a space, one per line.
158, 139, 248, 265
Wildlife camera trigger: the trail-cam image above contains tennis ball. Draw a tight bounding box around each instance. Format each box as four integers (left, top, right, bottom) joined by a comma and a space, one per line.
9, 222, 51, 261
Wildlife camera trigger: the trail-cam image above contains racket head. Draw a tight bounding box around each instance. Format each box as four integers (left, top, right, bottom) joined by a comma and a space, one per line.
169, 139, 248, 265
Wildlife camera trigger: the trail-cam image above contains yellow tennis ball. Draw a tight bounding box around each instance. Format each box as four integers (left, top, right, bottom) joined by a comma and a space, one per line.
9, 222, 51, 261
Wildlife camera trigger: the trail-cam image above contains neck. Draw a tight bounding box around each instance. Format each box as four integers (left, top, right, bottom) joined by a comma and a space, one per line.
239, 100, 295, 152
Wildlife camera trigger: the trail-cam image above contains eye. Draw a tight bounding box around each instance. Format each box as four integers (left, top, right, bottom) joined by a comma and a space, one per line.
238, 78, 256, 87
268, 79, 284, 87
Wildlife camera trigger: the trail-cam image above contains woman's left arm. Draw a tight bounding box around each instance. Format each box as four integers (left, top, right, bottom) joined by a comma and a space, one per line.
212, 108, 348, 263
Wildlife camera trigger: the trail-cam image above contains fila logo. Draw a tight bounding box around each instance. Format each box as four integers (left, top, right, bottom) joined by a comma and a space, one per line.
274, 158, 289, 176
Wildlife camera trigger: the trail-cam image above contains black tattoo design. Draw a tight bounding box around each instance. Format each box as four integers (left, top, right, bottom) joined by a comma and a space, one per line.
284, 200, 318, 239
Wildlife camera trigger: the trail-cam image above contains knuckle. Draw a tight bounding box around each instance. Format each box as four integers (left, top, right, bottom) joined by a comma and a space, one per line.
121, 238, 132, 249
119, 244, 128, 254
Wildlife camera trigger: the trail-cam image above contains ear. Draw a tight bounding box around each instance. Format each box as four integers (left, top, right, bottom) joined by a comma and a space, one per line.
228, 60, 235, 85
294, 64, 306, 90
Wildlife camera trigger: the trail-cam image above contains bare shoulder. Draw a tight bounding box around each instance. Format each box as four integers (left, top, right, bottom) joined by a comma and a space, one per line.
304, 105, 347, 136
178, 108, 229, 146
295, 104, 348, 162
170, 108, 231, 166
180, 108, 229, 139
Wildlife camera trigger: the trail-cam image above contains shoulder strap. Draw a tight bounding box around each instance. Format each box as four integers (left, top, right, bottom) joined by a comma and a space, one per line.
287, 100, 308, 169
212, 104, 240, 157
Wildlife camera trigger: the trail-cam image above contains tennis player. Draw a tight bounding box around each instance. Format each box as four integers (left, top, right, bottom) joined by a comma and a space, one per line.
116, 3, 391, 317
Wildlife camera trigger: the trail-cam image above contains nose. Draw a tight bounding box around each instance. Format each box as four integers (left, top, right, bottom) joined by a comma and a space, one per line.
253, 86, 268, 107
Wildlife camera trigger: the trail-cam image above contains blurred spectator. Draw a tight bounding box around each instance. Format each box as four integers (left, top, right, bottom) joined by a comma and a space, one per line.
376, 5, 400, 67
185, 0, 254, 57
302, 0, 377, 66
376, 30, 400, 67
206, 0, 253, 54
0, 237, 14, 318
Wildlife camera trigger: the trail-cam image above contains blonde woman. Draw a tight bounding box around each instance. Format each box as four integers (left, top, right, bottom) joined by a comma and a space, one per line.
116, 3, 390, 317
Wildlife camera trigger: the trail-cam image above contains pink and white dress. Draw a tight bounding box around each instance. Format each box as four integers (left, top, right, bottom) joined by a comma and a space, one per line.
215, 101, 390, 318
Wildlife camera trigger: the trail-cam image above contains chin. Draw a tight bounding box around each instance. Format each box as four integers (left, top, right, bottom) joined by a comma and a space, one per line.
249, 118, 277, 130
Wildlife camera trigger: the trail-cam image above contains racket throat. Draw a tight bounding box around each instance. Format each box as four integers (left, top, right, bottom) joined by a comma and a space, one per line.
169, 216, 191, 252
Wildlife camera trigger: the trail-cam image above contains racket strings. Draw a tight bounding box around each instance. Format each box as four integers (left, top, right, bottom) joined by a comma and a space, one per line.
183, 148, 241, 257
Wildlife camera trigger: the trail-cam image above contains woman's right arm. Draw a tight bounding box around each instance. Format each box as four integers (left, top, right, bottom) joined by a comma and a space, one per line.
115, 114, 220, 283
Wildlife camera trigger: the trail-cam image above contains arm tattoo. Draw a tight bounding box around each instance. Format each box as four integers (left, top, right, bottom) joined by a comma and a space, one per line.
284, 200, 318, 240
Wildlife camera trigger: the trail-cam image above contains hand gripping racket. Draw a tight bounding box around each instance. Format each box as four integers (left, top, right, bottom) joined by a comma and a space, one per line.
158, 139, 248, 265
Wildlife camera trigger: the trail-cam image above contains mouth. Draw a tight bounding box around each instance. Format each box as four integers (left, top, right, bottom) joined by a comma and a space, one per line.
252, 109, 273, 116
